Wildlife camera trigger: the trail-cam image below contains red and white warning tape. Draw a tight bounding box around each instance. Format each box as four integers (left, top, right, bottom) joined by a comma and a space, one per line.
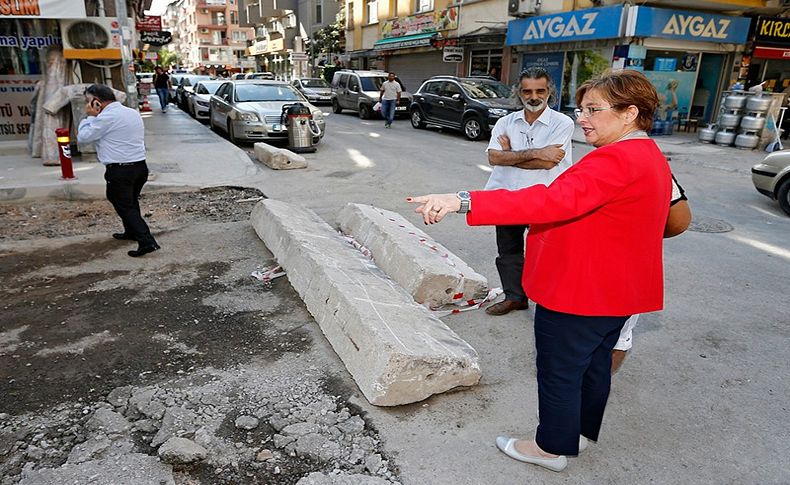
251, 265, 286, 283
428, 287, 503, 318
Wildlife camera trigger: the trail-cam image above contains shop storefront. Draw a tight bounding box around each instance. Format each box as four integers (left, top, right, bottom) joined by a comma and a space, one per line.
506, 5, 626, 112
625, 6, 751, 125
0, 0, 85, 140
749, 16, 790, 93
374, 6, 460, 92
248, 37, 291, 80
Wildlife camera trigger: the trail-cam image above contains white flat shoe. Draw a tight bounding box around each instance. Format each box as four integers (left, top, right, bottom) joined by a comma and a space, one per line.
495, 437, 567, 472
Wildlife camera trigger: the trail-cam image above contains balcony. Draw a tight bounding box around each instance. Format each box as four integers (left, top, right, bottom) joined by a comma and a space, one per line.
197, 21, 228, 29
197, 0, 227, 9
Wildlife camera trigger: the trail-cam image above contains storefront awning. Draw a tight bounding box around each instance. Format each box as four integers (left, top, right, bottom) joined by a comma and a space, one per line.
374, 33, 436, 51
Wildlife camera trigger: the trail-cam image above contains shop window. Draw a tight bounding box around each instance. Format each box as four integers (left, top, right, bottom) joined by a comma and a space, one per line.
561, 49, 611, 111
0, 19, 58, 75
415, 0, 432, 13
469, 50, 502, 79
367, 0, 378, 24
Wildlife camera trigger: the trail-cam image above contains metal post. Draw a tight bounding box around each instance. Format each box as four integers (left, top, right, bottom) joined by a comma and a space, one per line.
114, 0, 138, 109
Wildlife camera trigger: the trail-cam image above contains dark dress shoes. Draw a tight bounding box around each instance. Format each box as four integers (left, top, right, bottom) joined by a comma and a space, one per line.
112, 233, 135, 240
128, 244, 161, 257
485, 299, 530, 316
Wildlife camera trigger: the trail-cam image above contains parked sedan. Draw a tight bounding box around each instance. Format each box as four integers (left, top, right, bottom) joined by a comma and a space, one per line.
176, 75, 213, 110
291, 78, 332, 104
752, 149, 790, 216
187, 80, 224, 121
410, 76, 520, 140
208, 80, 326, 144
168, 74, 184, 104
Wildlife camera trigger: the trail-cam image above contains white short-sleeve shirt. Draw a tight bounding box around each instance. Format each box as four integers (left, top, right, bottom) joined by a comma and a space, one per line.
380, 80, 402, 100
484, 108, 575, 190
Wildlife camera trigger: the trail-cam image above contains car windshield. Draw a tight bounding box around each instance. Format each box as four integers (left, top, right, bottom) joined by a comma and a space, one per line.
249, 73, 274, 79
196, 82, 222, 95
235, 84, 302, 102
182, 75, 212, 86
301, 78, 329, 88
461, 80, 513, 99
460, 80, 513, 99
360, 76, 405, 92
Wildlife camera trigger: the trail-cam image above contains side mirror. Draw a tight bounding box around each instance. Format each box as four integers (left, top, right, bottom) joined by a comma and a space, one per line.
350, 84, 359, 92
451, 93, 462, 101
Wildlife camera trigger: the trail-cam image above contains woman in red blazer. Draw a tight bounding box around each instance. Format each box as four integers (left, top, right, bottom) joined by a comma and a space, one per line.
408, 70, 670, 472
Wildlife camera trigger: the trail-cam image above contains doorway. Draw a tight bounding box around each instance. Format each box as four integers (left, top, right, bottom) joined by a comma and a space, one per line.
693, 53, 725, 124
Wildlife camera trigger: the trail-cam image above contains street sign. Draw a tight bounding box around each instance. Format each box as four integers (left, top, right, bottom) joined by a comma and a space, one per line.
136, 16, 161, 32
290, 52, 308, 61
443, 46, 463, 63
140, 31, 172, 46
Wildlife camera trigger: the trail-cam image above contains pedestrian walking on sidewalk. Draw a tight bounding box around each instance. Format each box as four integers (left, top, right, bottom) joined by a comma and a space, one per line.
152, 66, 171, 113
483, 67, 574, 316
379, 72, 401, 128
77, 84, 161, 258
407, 69, 670, 472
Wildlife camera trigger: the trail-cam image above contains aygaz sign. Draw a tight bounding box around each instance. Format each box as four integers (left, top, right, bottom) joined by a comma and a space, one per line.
630, 6, 750, 44
506, 5, 625, 46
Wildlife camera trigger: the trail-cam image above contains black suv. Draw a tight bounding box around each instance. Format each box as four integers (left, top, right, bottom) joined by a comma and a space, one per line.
409, 76, 521, 140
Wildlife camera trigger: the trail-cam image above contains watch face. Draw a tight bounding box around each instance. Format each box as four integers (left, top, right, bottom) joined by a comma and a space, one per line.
458, 191, 471, 200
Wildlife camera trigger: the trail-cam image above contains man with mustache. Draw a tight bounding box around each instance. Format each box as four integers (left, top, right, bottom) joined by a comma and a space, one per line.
483, 67, 574, 316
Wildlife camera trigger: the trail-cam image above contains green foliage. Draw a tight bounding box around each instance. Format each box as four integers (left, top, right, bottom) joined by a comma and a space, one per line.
157, 49, 180, 70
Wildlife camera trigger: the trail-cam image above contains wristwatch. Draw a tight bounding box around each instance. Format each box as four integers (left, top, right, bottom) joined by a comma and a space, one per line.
456, 191, 471, 213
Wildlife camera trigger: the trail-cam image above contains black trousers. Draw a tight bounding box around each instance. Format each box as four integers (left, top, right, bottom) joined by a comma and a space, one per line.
104, 162, 156, 246
495, 225, 528, 302
533, 305, 628, 455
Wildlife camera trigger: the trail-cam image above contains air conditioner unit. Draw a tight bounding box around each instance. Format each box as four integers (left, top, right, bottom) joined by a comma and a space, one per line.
60, 17, 133, 60
201, 28, 210, 33
283, 14, 296, 29
508, 0, 540, 17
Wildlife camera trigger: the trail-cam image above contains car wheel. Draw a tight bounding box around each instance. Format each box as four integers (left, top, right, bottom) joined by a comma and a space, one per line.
411, 108, 426, 129
778, 177, 790, 216
463, 116, 484, 141
359, 104, 371, 119
189, 102, 195, 118
332, 99, 342, 114
227, 121, 239, 144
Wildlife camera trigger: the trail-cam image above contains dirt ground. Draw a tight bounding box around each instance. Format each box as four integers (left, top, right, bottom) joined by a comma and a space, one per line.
0, 188, 399, 485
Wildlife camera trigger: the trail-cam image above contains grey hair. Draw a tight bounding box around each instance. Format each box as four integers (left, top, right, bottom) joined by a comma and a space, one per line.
518, 66, 557, 106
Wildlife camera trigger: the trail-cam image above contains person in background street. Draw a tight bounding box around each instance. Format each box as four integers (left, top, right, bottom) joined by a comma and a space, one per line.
483, 67, 574, 316
488, 66, 500, 81
407, 69, 670, 472
78, 84, 161, 258
379, 72, 402, 128
152, 66, 171, 113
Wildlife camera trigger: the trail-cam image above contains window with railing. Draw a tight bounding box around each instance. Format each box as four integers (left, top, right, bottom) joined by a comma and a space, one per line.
232, 30, 247, 41
367, 0, 377, 24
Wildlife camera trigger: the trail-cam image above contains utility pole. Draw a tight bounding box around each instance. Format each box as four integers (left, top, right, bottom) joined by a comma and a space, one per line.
114, 0, 138, 109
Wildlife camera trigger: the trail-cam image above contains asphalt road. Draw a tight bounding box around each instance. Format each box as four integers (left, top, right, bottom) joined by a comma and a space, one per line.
238, 108, 790, 484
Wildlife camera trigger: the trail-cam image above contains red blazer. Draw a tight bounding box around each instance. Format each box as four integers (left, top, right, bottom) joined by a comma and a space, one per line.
467, 138, 671, 316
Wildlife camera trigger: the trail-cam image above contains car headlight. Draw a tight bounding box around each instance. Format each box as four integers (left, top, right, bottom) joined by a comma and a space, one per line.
237, 112, 259, 121
312, 110, 324, 121
488, 108, 509, 117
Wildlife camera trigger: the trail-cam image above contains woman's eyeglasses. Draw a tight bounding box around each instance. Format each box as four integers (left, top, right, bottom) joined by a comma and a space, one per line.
573, 107, 614, 119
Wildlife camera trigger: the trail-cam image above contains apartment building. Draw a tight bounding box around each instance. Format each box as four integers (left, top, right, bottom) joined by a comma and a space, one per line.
239, 0, 340, 79
164, 0, 255, 74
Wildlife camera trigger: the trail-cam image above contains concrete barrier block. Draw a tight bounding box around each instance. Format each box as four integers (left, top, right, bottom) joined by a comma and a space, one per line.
253, 142, 307, 170
338, 203, 488, 308
251, 199, 481, 406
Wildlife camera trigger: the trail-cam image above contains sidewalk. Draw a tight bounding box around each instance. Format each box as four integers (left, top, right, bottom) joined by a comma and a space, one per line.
0, 98, 265, 202
571, 124, 768, 175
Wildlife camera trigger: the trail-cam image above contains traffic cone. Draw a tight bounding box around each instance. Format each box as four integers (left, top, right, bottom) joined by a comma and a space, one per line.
141, 95, 152, 112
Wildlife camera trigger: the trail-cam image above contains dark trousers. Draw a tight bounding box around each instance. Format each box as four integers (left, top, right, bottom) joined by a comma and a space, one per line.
495, 225, 528, 303
534, 305, 628, 455
104, 162, 156, 246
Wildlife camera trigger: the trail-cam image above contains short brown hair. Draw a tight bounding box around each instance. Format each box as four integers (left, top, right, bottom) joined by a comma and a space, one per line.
575, 70, 659, 132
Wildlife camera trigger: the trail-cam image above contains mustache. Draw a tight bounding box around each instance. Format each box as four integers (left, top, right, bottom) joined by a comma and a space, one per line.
526, 98, 545, 105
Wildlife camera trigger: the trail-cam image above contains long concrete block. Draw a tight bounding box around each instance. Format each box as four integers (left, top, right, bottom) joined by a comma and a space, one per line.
338, 203, 488, 308
251, 199, 481, 406
253, 142, 307, 170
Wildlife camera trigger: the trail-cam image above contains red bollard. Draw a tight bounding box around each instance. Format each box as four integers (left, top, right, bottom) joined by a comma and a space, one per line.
56, 128, 76, 180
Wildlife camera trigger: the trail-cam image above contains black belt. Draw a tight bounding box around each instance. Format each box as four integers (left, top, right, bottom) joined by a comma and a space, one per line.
107, 160, 145, 167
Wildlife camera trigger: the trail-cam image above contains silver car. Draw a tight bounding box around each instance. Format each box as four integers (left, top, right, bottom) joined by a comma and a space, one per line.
291, 78, 332, 104
208, 80, 326, 144
187, 80, 224, 121
752, 149, 790, 216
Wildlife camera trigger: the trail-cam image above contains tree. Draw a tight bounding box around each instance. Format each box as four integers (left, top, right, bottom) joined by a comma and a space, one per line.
157, 48, 180, 70
311, 7, 345, 81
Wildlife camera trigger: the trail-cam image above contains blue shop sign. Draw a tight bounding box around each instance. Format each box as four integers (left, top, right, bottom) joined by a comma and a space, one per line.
630, 6, 750, 43
506, 5, 625, 46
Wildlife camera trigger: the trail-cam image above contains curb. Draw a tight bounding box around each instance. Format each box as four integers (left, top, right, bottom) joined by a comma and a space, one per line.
0, 182, 200, 203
